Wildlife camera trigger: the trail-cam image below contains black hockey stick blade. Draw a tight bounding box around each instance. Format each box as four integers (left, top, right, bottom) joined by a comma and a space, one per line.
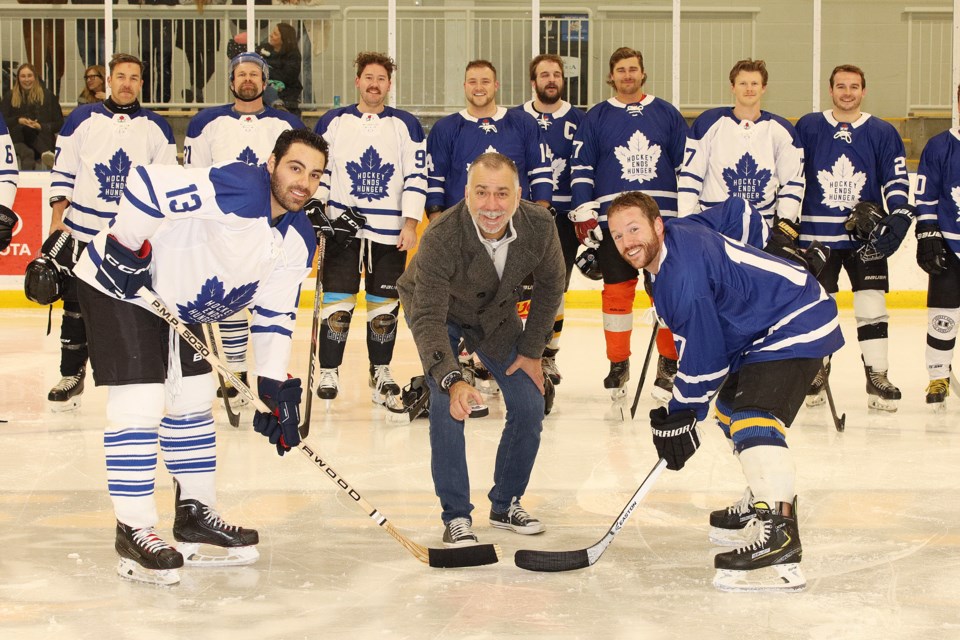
428, 544, 502, 568
630, 322, 660, 419
824, 378, 845, 432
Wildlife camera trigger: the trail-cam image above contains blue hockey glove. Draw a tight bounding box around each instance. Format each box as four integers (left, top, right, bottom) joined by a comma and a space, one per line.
253, 377, 302, 456
95, 234, 152, 299
866, 205, 915, 259
0, 204, 18, 252
650, 407, 701, 471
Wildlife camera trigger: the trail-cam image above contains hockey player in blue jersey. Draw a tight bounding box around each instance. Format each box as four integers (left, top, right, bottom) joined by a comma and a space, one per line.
568, 47, 688, 406
796, 64, 914, 411
512, 54, 586, 394
0, 112, 19, 252
45, 53, 177, 413
307, 52, 427, 415
184, 51, 306, 405
913, 82, 960, 408
71, 128, 327, 586
607, 191, 843, 592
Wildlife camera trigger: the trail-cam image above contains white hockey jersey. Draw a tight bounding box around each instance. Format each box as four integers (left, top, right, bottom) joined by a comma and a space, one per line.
74, 162, 316, 381
678, 107, 805, 222
183, 104, 305, 168
49, 103, 177, 243
314, 105, 427, 244
0, 114, 18, 209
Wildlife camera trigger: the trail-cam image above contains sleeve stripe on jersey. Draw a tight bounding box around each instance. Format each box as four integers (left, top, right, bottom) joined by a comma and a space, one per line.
137, 166, 162, 214
403, 186, 427, 196
779, 193, 802, 203
724, 240, 808, 286
801, 233, 856, 243
915, 198, 937, 206
250, 305, 296, 320
51, 180, 73, 189
0, 169, 19, 177
66, 217, 101, 239
751, 308, 840, 354
126, 189, 164, 220
679, 172, 703, 183
427, 186, 445, 194
753, 289, 827, 339
676, 365, 730, 385
405, 172, 427, 181
52, 169, 77, 180
70, 200, 117, 219
679, 187, 701, 195
250, 325, 293, 337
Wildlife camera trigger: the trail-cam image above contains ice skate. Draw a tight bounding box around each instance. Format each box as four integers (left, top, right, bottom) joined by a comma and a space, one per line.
542, 347, 562, 385
864, 364, 900, 412
172, 480, 259, 567
115, 521, 183, 586
544, 377, 555, 416
370, 364, 404, 412
316, 367, 339, 410
604, 359, 629, 401
926, 378, 948, 411
471, 359, 500, 396
385, 375, 430, 425
48, 368, 84, 412
651, 356, 677, 407
805, 361, 829, 408
713, 499, 805, 592
708, 487, 758, 545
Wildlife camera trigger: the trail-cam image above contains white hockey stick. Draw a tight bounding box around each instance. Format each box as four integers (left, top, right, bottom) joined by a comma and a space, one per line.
138, 287, 501, 569
514, 458, 667, 572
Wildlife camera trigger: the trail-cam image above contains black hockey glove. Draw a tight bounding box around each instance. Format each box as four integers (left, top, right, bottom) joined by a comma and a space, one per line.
41, 229, 82, 274
253, 377, 302, 456
916, 223, 948, 276
330, 206, 366, 249
650, 407, 701, 471
0, 204, 18, 252
763, 217, 801, 263
866, 205, 915, 259
304, 198, 333, 242
800, 241, 830, 278
95, 235, 152, 299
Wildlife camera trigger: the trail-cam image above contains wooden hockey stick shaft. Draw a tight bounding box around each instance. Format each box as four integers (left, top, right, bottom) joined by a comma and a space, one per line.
299, 234, 326, 438
138, 286, 500, 568
205, 322, 241, 428
630, 322, 660, 420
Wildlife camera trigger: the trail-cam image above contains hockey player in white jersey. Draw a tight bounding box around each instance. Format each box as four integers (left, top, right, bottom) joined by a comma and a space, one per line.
607, 191, 843, 592
912, 83, 960, 409
184, 52, 306, 403
796, 64, 914, 411
568, 47, 687, 407
307, 52, 426, 414
45, 53, 177, 412
71, 128, 327, 586
0, 112, 20, 252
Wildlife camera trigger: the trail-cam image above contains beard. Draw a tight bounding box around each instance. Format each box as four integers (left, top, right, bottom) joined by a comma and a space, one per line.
535, 84, 561, 105
270, 173, 307, 212
232, 82, 263, 103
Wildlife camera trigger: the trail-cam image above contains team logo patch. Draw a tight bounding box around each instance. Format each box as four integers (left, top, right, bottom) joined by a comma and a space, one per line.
94, 148, 132, 204
178, 277, 258, 324
537, 114, 552, 130
614, 131, 661, 183
626, 104, 644, 117
466, 145, 498, 173
933, 314, 955, 334
479, 120, 498, 134
237, 146, 260, 165
347, 146, 395, 201
551, 154, 566, 187
951, 186, 960, 220
722, 153, 770, 203
818, 155, 866, 209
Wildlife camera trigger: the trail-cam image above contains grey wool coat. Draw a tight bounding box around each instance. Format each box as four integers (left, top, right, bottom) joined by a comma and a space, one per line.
397, 199, 566, 388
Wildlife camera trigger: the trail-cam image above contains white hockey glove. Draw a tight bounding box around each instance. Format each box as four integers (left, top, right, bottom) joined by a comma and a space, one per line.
568, 201, 603, 249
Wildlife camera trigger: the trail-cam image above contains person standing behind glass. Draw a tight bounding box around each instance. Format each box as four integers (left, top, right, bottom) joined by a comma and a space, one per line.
134, 0, 176, 104
258, 23, 302, 114
176, 0, 225, 103
73, 0, 118, 68
78, 65, 107, 104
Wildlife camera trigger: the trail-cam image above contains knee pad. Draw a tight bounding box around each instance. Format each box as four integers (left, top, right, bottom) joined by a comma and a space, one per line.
853, 289, 888, 327
729, 409, 787, 454
166, 372, 216, 415
107, 383, 165, 428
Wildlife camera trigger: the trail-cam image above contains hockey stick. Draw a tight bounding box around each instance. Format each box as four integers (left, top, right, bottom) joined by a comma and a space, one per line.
629, 322, 660, 420
514, 458, 668, 572
824, 378, 845, 433
206, 323, 241, 428
138, 286, 501, 569
299, 234, 326, 438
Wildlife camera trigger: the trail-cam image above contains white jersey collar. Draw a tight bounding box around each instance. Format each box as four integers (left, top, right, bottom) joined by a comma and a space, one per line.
608, 94, 655, 109
459, 106, 508, 122
823, 110, 872, 129
523, 100, 572, 119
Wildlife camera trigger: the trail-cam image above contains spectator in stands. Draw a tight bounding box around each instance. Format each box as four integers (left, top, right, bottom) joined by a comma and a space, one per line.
73, 0, 118, 68
258, 22, 302, 114
177, 0, 224, 104
0, 63, 64, 170
18, 0, 66, 97
135, 0, 177, 104
78, 65, 107, 104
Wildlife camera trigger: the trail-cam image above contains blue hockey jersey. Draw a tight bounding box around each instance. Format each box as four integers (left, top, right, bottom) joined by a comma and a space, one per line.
426, 106, 552, 209
915, 128, 960, 259
571, 95, 688, 225
795, 111, 909, 249
513, 100, 585, 211
0, 114, 17, 209
649, 198, 844, 420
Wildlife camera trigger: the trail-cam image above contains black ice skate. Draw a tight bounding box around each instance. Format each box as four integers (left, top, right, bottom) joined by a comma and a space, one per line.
713, 499, 805, 592
542, 347, 562, 385
115, 521, 184, 586
805, 361, 830, 408
603, 359, 630, 399
48, 368, 84, 412
316, 367, 339, 410
864, 363, 900, 412
651, 356, 677, 407
370, 364, 404, 412
708, 487, 758, 546
925, 377, 949, 410
173, 480, 259, 567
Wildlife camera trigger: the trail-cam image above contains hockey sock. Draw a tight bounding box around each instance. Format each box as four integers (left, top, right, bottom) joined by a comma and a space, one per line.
366, 296, 399, 366
729, 409, 787, 454
60, 308, 88, 376
161, 373, 217, 507
854, 289, 889, 370
656, 326, 678, 360
715, 398, 733, 440
319, 293, 356, 368
926, 307, 959, 379
738, 445, 796, 506
602, 279, 637, 362
104, 383, 165, 529
547, 295, 565, 351
217, 312, 249, 373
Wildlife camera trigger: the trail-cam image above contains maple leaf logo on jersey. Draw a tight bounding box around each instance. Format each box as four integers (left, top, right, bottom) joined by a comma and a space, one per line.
466, 146, 498, 174
237, 147, 260, 165
346, 146, 395, 201
551, 155, 566, 186
479, 120, 498, 134
93, 148, 132, 203
614, 131, 661, 183
177, 277, 258, 324
817, 155, 866, 209
951, 186, 960, 220
722, 153, 771, 204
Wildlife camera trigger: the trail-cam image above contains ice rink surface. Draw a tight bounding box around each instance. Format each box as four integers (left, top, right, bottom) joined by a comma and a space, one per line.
1, 307, 959, 640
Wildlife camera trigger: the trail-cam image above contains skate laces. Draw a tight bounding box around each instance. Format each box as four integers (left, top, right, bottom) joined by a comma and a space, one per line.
52, 373, 82, 392
726, 488, 754, 516
319, 368, 339, 388
868, 368, 896, 390
508, 500, 534, 525
447, 517, 473, 539
732, 516, 771, 552
374, 365, 397, 390
927, 378, 948, 394
202, 505, 239, 533
133, 527, 174, 553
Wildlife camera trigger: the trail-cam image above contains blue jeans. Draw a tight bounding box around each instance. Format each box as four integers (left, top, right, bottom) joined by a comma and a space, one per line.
427, 322, 545, 524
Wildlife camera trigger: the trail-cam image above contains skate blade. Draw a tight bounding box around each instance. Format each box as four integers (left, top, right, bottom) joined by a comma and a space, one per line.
117, 558, 181, 586
650, 386, 672, 408
713, 563, 806, 592
385, 411, 412, 425
476, 379, 500, 396
867, 397, 898, 413
805, 392, 825, 408
605, 400, 627, 422
178, 543, 260, 567
48, 397, 82, 413
609, 386, 627, 401
708, 525, 758, 547
929, 401, 947, 414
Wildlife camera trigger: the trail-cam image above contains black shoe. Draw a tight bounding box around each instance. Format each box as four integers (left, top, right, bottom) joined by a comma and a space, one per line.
442, 517, 478, 548
489, 498, 545, 535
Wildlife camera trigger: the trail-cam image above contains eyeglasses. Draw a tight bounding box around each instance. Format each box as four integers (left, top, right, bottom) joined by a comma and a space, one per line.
84, 74, 103, 80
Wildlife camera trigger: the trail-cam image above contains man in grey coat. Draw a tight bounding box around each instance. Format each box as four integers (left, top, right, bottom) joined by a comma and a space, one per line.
397, 152, 565, 547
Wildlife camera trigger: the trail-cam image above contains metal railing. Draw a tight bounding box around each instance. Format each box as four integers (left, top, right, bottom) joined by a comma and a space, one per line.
904, 7, 953, 113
